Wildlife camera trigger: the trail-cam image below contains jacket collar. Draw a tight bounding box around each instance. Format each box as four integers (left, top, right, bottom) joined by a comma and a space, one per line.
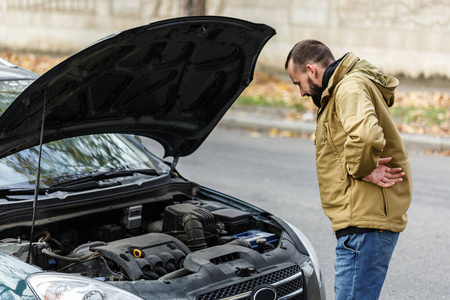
317, 52, 360, 116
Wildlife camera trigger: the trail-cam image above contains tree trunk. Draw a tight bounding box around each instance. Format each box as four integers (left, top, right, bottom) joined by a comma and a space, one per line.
183, 0, 206, 15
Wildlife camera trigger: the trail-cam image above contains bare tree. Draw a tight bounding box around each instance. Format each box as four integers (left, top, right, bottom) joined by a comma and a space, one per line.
182, 0, 206, 15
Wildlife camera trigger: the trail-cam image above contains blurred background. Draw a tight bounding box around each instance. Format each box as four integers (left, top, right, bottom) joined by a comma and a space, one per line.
1, 0, 449, 78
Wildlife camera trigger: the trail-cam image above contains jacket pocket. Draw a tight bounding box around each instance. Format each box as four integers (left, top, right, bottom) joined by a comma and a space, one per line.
380, 187, 388, 217
324, 122, 346, 180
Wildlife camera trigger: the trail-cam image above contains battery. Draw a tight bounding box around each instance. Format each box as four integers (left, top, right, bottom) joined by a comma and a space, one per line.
231, 230, 278, 249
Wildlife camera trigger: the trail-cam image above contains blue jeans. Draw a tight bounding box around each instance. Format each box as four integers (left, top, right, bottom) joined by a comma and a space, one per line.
334, 230, 399, 300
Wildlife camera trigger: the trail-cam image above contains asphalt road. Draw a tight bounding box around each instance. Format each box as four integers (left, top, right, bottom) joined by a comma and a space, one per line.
157, 127, 450, 300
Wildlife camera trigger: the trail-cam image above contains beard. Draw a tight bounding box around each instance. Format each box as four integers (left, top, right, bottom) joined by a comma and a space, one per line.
307, 76, 323, 108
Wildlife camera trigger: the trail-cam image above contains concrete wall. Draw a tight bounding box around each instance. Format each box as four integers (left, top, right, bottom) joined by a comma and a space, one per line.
1, 0, 449, 79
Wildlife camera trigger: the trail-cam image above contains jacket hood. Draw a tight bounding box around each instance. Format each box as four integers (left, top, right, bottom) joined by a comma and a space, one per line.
0, 16, 275, 159
325, 52, 398, 107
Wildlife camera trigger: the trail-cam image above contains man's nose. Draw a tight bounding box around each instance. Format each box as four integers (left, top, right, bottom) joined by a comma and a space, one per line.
299, 87, 306, 97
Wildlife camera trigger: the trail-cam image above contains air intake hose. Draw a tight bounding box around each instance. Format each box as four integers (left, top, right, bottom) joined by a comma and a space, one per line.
182, 213, 207, 251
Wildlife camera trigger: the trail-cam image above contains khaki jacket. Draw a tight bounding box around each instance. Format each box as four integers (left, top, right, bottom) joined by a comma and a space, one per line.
315, 52, 412, 232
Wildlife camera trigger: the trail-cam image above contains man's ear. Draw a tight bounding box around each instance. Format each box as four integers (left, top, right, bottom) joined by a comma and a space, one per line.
306, 64, 317, 77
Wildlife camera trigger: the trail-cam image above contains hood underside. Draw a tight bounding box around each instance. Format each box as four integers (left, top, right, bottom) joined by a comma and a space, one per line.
0, 16, 275, 159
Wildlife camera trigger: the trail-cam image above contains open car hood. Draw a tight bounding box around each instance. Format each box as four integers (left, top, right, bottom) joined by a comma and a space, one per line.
0, 16, 275, 159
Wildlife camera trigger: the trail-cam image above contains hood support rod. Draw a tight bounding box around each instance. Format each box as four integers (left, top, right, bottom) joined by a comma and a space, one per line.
170, 155, 180, 172
26, 88, 47, 264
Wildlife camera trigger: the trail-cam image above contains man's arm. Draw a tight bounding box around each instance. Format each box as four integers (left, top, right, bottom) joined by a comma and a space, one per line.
335, 81, 386, 178
362, 157, 405, 187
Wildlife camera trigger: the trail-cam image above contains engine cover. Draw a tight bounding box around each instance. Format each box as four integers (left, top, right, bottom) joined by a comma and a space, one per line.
91, 233, 191, 280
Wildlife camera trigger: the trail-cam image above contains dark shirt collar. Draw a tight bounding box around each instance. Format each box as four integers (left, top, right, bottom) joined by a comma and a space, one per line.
322, 53, 347, 91
314, 53, 347, 108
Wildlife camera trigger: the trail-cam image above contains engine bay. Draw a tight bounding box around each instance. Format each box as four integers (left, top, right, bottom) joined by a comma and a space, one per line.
0, 196, 281, 282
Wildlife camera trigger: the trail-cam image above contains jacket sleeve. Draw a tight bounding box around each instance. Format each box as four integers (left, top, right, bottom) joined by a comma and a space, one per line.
335, 78, 385, 178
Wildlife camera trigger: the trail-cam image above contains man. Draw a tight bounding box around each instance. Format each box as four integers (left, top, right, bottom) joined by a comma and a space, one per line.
285, 40, 412, 299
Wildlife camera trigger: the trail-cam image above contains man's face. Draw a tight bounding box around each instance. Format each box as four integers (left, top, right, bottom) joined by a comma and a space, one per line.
306, 75, 323, 100
287, 60, 322, 99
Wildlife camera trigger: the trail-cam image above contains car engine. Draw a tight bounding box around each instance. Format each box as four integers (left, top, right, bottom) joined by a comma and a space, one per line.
0, 200, 280, 282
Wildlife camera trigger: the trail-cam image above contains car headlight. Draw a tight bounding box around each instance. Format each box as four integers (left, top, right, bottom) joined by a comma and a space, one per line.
27, 273, 144, 300
284, 221, 322, 288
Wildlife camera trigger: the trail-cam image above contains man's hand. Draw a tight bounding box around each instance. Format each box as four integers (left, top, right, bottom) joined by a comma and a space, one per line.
362, 157, 405, 187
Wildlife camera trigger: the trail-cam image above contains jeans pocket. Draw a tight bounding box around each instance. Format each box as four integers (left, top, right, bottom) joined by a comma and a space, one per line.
378, 230, 400, 243
341, 236, 356, 253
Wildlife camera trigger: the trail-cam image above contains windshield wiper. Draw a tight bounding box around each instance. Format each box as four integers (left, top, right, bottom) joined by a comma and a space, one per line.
48, 169, 159, 190
0, 184, 110, 199
0, 182, 119, 197
0, 169, 159, 198
0, 187, 47, 197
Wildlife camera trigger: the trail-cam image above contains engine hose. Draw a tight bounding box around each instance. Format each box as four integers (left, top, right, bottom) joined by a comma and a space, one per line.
34, 232, 51, 243
42, 248, 101, 262
181, 213, 207, 251
32, 232, 65, 253
49, 238, 65, 252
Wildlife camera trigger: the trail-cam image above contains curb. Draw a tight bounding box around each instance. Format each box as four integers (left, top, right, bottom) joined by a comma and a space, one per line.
219, 107, 450, 153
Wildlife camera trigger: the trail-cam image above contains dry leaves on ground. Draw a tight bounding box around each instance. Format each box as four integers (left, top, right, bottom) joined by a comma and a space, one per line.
0, 52, 65, 75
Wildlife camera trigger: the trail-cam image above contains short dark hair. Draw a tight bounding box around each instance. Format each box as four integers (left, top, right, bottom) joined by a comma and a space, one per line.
285, 39, 335, 72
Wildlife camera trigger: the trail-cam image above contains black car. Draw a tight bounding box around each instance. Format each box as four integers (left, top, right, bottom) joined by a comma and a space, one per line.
0, 16, 325, 300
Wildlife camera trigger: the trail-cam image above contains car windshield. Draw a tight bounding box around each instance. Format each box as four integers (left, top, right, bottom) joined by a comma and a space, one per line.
0, 133, 170, 189
0, 78, 170, 189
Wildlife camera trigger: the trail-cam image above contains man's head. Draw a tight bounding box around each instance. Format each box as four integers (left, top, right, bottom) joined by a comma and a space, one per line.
285, 40, 335, 103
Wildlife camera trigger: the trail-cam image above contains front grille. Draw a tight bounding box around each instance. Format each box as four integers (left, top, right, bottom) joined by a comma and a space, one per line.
196, 265, 303, 300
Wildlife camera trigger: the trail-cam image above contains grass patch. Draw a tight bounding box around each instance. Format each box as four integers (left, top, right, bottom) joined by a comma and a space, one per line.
390, 106, 447, 126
